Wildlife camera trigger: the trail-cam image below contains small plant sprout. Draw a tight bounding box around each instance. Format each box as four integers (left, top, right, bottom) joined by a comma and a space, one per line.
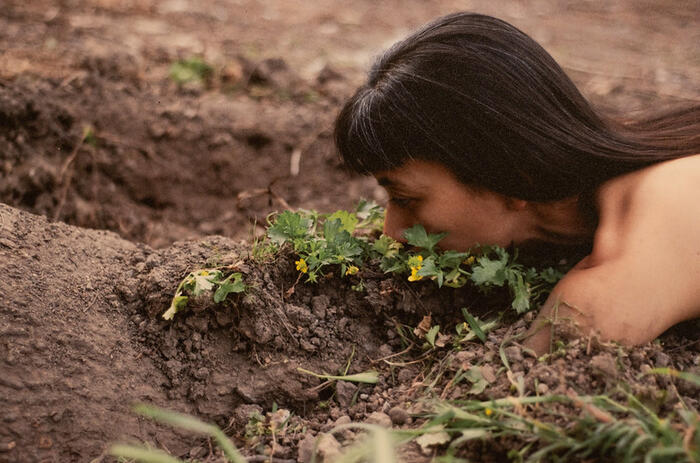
169, 56, 213, 85
163, 269, 246, 320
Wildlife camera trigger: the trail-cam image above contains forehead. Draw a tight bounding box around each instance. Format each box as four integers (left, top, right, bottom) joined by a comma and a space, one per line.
375, 160, 456, 189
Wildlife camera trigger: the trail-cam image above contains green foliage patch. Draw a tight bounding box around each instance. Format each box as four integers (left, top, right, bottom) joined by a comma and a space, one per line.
266, 201, 565, 315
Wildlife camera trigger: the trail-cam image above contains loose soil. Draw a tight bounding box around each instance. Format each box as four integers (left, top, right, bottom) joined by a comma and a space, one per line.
1, 1, 699, 462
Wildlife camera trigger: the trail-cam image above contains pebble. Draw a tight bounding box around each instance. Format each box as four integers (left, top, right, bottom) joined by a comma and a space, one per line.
316, 434, 342, 462
335, 381, 358, 408
453, 350, 474, 369
334, 415, 351, 426
397, 368, 415, 384
590, 353, 618, 378
365, 411, 392, 428
311, 295, 329, 319
480, 365, 497, 384
536, 383, 549, 395
388, 406, 409, 425
504, 346, 524, 364
654, 351, 671, 368
359, 393, 369, 400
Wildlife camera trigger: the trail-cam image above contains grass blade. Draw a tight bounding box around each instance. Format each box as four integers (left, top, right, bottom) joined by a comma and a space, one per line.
297, 367, 379, 384
109, 444, 185, 463
647, 367, 700, 386
133, 404, 246, 463
461, 308, 486, 342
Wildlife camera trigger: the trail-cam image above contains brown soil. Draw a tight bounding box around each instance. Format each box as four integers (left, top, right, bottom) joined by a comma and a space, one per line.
1, 1, 699, 462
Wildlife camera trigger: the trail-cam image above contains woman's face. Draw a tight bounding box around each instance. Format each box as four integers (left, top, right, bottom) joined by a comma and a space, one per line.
375, 160, 532, 251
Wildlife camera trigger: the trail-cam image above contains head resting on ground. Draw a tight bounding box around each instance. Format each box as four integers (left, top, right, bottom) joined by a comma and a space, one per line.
335, 12, 699, 208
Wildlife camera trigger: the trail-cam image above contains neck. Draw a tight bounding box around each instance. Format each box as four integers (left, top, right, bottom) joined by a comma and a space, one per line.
529, 195, 597, 245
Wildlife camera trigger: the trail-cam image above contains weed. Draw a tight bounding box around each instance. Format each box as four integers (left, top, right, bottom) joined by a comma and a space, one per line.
169, 57, 213, 86
163, 268, 245, 320
408, 388, 700, 462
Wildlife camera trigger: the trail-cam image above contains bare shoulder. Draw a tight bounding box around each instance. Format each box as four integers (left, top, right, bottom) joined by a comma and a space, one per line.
591, 154, 700, 262
635, 154, 700, 199
579, 154, 700, 321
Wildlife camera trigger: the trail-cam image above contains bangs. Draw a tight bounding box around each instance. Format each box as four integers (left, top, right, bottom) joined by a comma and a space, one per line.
334, 83, 423, 175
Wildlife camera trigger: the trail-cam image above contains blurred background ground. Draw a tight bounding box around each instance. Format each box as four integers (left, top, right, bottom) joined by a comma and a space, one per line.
1, 0, 699, 248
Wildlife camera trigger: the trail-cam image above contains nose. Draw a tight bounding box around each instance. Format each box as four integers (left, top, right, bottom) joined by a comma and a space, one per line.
382, 203, 410, 243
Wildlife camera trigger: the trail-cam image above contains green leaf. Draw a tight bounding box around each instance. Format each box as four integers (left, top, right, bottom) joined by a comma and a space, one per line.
540, 267, 564, 284
438, 250, 469, 268
355, 199, 385, 230
191, 271, 219, 296
462, 308, 486, 343
327, 210, 359, 234
509, 272, 531, 313
267, 211, 311, 244
417, 256, 442, 285
470, 255, 508, 287
169, 57, 213, 85
402, 224, 446, 252
465, 366, 488, 394
373, 235, 402, 258
426, 325, 440, 348
110, 444, 185, 463
296, 367, 379, 384
213, 273, 246, 303
133, 404, 246, 463
163, 295, 188, 320
647, 368, 700, 386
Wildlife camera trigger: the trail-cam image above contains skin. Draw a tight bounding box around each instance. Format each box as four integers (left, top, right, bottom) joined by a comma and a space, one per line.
375, 157, 700, 354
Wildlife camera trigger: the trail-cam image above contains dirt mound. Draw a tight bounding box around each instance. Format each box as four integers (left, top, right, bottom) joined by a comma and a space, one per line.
0, 204, 415, 461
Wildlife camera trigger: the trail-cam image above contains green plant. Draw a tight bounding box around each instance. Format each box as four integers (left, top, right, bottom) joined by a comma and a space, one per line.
169, 57, 213, 85
411, 389, 700, 463
265, 202, 565, 315
163, 269, 245, 320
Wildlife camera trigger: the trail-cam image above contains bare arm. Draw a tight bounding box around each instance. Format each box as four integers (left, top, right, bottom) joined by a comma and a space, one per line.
523, 256, 695, 355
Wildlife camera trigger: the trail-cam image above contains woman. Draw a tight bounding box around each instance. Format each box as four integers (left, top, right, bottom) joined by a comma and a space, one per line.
334, 12, 700, 353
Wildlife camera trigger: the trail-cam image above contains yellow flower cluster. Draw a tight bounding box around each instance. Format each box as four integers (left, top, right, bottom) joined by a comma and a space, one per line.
295, 258, 308, 273
407, 255, 423, 282
464, 256, 476, 265
345, 265, 359, 276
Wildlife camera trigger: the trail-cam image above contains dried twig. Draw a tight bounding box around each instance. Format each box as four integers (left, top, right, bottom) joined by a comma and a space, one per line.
53, 132, 87, 221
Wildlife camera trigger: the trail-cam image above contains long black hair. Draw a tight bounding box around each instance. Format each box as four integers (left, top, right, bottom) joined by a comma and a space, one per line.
335, 12, 700, 203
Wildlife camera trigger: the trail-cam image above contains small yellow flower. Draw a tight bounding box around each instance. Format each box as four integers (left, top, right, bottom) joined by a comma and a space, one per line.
407, 255, 423, 268
345, 265, 359, 276
464, 256, 476, 265
295, 258, 308, 273
485, 408, 493, 416
200, 270, 210, 276
408, 266, 423, 282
